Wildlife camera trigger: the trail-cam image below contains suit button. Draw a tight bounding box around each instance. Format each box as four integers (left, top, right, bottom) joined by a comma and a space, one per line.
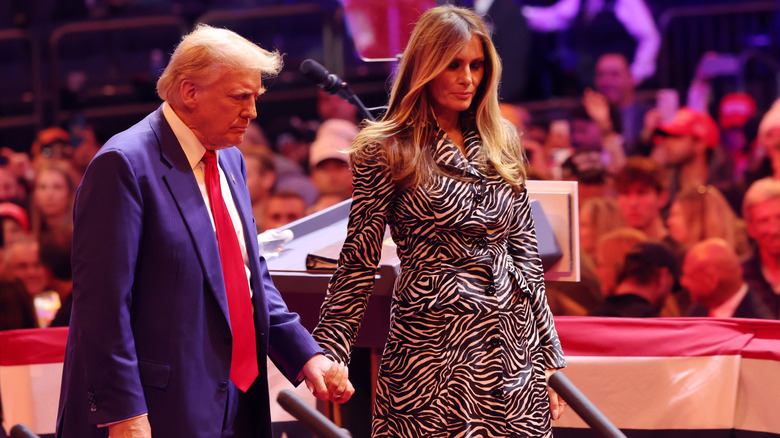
485, 285, 495, 296
491, 388, 504, 398
474, 237, 487, 249
474, 193, 484, 204
487, 338, 501, 350
218, 381, 229, 391
223, 335, 232, 345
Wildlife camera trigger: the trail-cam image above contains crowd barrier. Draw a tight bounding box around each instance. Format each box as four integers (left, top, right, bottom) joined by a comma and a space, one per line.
553, 317, 780, 437
2, 318, 780, 437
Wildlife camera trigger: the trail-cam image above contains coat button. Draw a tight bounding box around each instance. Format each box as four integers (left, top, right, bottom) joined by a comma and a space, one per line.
223, 335, 232, 345
474, 192, 484, 204
487, 338, 501, 350
218, 381, 229, 391
485, 285, 496, 296
474, 237, 487, 249
491, 388, 503, 398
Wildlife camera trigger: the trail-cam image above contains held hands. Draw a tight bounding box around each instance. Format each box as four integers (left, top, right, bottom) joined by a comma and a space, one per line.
545, 369, 567, 421
302, 354, 355, 403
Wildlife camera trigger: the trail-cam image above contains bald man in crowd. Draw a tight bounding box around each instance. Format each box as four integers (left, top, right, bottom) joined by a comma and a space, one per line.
683, 238, 773, 319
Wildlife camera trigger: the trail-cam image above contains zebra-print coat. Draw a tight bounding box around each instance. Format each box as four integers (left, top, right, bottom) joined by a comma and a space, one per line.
313, 128, 566, 437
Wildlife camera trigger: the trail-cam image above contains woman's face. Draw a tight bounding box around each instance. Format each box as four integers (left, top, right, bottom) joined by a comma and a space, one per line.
34, 169, 70, 218
666, 202, 689, 245
428, 34, 485, 124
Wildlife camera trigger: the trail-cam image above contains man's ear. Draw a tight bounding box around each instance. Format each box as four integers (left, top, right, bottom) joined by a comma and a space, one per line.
180, 80, 198, 109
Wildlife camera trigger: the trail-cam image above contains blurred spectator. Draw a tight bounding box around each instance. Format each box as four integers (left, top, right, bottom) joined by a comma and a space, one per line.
243, 147, 277, 232
239, 121, 273, 151
718, 92, 757, 179
571, 94, 625, 173
308, 119, 357, 214
68, 123, 102, 180
317, 88, 360, 123
745, 98, 780, 185
594, 53, 653, 155
579, 196, 625, 262
30, 162, 76, 239
500, 103, 551, 178
666, 185, 750, 258
2, 236, 60, 327
0, 202, 29, 247
683, 238, 774, 319
594, 226, 647, 297
0, 166, 18, 202
654, 106, 742, 213
31, 126, 73, 169
561, 149, 611, 205
741, 178, 780, 319
262, 190, 307, 231
1, 148, 34, 203
613, 156, 671, 241
522, 0, 660, 88
590, 241, 678, 317
274, 116, 318, 172
40, 225, 74, 327
0, 278, 38, 330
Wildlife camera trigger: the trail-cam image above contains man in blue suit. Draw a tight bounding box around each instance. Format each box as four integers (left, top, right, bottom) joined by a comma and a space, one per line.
56, 24, 353, 438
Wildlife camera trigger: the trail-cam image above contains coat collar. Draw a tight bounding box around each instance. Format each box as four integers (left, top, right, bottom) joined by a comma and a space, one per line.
432, 125, 483, 178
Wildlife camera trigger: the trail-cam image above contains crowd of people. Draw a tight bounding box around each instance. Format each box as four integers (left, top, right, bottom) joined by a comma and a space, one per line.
531, 50, 780, 320
0, 5, 778, 332
0, 2, 776, 438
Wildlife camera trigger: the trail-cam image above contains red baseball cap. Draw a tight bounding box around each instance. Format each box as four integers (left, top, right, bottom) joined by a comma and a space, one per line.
657, 107, 720, 148
0, 202, 29, 232
719, 92, 756, 129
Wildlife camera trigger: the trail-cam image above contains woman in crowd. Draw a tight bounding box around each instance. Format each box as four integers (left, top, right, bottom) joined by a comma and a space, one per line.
29, 162, 75, 238
666, 185, 750, 258
313, 5, 566, 437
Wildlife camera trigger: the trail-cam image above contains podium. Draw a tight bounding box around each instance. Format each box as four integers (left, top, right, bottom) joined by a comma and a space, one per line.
265, 180, 580, 347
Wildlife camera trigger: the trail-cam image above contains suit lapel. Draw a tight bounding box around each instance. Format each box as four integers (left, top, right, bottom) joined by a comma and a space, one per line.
149, 108, 231, 323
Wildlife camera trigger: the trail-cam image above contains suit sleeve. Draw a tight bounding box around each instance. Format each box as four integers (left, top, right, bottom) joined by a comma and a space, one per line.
312, 143, 395, 364
70, 149, 148, 425
507, 188, 566, 370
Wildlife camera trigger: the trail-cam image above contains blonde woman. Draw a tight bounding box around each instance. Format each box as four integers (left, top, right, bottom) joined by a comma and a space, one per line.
30, 162, 76, 239
666, 185, 750, 257
313, 5, 566, 437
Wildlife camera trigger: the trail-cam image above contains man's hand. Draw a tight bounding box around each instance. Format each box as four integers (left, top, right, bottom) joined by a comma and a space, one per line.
108, 415, 151, 438
302, 354, 355, 403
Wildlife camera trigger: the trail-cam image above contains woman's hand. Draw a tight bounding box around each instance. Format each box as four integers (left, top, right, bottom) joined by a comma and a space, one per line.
545, 369, 567, 421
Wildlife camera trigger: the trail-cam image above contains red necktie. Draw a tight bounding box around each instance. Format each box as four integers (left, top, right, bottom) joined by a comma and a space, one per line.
202, 150, 258, 392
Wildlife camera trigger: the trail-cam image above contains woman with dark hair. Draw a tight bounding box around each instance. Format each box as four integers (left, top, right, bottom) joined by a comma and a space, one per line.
313, 5, 566, 437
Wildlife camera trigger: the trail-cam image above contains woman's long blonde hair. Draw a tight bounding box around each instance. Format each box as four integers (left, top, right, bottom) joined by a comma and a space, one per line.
351, 5, 526, 192
672, 185, 750, 256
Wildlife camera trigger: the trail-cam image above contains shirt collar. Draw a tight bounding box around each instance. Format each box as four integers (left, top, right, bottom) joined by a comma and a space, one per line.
162, 102, 212, 170
710, 283, 749, 318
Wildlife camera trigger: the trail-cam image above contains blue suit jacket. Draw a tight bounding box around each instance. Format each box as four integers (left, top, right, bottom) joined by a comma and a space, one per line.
56, 106, 321, 438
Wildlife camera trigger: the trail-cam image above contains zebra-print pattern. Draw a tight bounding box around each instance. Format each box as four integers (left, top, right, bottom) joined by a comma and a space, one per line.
313, 127, 566, 437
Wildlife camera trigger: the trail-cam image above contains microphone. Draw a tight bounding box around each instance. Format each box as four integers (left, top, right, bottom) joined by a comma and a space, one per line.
299, 59, 375, 122
276, 389, 352, 438
300, 59, 347, 96
10, 424, 41, 438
